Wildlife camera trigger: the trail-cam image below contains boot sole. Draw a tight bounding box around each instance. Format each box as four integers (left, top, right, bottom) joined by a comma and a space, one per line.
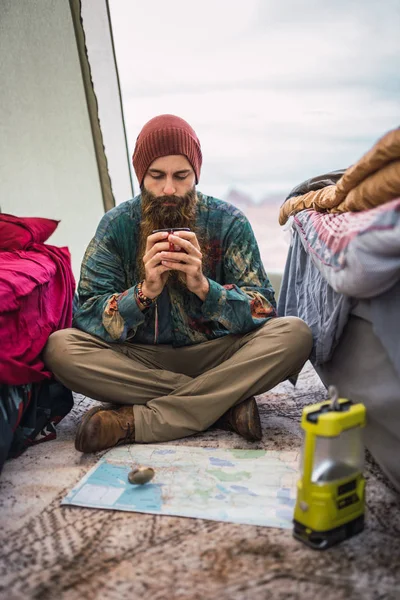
75, 405, 105, 452
247, 399, 262, 442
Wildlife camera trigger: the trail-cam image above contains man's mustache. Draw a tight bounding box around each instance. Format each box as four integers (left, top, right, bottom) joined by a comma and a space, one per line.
141, 188, 198, 227
144, 192, 187, 206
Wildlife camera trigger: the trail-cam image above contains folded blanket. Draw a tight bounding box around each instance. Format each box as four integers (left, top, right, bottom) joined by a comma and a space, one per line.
279, 127, 400, 225
292, 198, 400, 298
0, 215, 75, 385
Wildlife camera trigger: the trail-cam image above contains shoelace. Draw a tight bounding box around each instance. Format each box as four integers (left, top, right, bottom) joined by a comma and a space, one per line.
117, 422, 135, 446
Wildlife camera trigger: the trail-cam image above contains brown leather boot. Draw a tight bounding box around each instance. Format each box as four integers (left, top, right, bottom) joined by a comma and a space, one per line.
75, 405, 135, 453
214, 396, 262, 442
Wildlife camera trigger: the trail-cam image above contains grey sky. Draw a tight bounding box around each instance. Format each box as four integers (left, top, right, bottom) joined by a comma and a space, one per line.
109, 0, 400, 201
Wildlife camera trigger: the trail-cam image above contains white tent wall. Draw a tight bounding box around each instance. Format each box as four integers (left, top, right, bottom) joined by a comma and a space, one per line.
80, 0, 134, 206
0, 0, 132, 282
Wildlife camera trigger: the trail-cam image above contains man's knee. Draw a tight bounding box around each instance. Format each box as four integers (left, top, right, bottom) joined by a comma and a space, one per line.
43, 328, 77, 371
259, 316, 313, 358
280, 316, 313, 359
283, 316, 313, 341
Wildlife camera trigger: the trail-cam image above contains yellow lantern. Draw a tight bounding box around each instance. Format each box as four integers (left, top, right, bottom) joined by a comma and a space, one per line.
293, 386, 366, 550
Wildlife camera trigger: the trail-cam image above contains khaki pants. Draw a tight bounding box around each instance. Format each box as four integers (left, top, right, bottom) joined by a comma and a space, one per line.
43, 317, 312, 443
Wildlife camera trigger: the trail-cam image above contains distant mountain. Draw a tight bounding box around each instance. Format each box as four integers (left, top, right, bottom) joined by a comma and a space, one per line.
225, 189, 253, 209
258, 193, 284, 206
225, 188, 284, 208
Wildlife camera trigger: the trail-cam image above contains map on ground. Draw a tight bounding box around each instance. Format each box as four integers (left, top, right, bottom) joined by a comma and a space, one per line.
62, 445, 299, 529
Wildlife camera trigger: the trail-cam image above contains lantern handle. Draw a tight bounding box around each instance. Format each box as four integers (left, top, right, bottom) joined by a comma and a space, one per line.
328, 385, 340, 411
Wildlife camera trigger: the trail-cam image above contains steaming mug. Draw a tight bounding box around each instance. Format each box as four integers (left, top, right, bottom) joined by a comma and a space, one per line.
152, 228, 191, 252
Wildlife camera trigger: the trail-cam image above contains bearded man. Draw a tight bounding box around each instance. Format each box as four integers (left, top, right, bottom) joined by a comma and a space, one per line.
44, 114, 312, 453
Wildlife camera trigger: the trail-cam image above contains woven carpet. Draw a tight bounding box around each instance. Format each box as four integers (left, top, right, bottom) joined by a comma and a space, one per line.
1, 363, 399, 600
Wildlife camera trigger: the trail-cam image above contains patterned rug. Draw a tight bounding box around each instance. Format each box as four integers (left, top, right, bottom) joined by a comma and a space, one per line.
1, 363, 399, 600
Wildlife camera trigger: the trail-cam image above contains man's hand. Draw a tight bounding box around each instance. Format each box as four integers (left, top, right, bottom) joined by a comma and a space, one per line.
141, 231, 172, 298
159, 231, 210, 301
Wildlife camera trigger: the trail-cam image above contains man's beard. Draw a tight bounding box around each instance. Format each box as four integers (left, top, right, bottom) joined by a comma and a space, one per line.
137, 186, 199, 284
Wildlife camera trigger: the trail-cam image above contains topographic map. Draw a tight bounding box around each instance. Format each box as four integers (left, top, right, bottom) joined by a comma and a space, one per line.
62, 445, 299, 529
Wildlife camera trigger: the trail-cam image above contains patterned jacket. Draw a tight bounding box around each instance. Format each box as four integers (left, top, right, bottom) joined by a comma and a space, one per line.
73, 193, 277, 346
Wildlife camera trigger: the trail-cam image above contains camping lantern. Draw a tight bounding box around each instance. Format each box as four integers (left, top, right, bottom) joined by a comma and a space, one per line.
293, 386, 366, 550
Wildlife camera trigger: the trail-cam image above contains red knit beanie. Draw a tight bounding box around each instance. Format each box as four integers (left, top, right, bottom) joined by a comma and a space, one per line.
132, 114, 202, 186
